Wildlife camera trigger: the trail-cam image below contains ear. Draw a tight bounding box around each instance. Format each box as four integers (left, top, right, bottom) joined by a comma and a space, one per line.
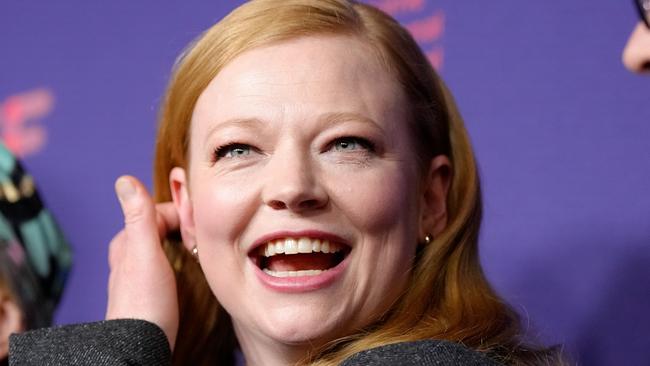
169, 167, 197, 252
0, 290, 24, 360
419, 155, 452, 240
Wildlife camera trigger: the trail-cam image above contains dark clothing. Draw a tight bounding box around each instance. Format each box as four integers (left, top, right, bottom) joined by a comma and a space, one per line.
9, 320, 170, 366
340, 339, 502, 366
9, 319, 501, 365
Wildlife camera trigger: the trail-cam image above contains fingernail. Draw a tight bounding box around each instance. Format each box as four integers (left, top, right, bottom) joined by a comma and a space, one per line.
115, 177, 136, 202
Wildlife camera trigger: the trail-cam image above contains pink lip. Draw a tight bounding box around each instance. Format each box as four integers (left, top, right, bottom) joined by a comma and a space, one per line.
248, 230, 352, 293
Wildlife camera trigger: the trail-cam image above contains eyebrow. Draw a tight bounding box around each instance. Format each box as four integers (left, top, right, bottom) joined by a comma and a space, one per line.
204, 112, 384, 141
204, 117, 266, 142
319, 112, 384, 132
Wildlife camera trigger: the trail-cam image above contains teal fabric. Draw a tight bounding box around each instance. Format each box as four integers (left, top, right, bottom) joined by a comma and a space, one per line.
0, 143, 72, 328
0, 146, 15, 181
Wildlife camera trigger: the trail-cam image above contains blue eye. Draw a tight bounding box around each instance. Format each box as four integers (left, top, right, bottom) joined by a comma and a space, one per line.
332, 137, 373, 152
214, 143, 253, 160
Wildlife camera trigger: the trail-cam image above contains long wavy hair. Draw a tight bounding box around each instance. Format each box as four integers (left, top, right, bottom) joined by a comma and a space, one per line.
153, 1, 562, 364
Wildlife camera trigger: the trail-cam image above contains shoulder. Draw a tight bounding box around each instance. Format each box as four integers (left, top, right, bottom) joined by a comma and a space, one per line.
10, 319, 171, 365
341, 339, 503, 366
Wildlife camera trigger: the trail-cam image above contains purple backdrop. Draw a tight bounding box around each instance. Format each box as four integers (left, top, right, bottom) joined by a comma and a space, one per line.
1, 1, 648, 364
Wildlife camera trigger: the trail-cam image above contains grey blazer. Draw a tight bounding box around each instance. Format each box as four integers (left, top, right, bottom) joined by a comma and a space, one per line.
9, 319, 502, 365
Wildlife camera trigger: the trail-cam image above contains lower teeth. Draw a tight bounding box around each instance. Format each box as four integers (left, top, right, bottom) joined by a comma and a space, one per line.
263, 269, 325, 277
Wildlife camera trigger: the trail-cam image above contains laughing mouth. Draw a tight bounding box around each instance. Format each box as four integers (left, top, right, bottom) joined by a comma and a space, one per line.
253, 237, 350, 278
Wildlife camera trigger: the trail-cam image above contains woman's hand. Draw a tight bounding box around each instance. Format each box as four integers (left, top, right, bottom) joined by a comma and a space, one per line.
106, 176, 180, 351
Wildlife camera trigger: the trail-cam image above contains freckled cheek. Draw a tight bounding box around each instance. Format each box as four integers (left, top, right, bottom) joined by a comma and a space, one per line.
190, 180, 258, 250
331, 169, 416, 232
188, 179, 259, 312
336, 169, 418, 322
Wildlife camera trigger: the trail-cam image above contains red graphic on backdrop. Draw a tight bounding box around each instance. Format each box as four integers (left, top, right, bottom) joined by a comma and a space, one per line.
369, 0, 444, 70
0, 89, 52, 157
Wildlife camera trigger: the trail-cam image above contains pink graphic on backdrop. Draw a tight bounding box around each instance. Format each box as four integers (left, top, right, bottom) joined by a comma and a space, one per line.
371, 0, 425, 14
368, 0, 444, 70
0, 88, 51, 157
405, 13, 444, 42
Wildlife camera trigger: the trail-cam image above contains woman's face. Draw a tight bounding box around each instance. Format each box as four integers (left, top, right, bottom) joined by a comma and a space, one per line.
172, 35, 433, 350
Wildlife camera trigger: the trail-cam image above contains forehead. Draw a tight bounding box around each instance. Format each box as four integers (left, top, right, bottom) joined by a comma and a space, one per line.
190, 35, 409, 139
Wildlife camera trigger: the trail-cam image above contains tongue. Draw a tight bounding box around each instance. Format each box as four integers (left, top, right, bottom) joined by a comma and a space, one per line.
266, 253, 337, 272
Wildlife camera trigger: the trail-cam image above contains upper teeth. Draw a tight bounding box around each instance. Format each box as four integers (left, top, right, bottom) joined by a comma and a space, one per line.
259, 237, 343, 257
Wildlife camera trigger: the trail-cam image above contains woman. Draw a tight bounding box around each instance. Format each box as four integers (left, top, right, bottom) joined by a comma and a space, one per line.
11, 0, 561, 365
0, 143, 71, 366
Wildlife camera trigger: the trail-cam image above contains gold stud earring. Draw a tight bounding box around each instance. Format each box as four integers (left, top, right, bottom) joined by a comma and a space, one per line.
191, 246, 199, 261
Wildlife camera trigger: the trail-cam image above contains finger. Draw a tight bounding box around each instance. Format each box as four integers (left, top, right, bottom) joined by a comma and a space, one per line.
155, 202, 180, 239
108, 230, 127, 270
114, 176, 160, 258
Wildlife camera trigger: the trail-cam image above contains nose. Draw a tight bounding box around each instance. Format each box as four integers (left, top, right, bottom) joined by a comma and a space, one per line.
623, 23, 650, 73
261, 146, 329, 213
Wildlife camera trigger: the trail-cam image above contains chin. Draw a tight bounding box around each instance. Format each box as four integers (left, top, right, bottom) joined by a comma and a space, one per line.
248, 297, 353, 347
